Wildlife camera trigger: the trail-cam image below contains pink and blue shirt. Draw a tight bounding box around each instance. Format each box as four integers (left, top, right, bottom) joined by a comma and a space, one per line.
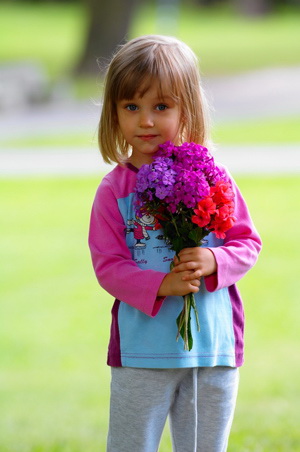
89, 163, 262, 368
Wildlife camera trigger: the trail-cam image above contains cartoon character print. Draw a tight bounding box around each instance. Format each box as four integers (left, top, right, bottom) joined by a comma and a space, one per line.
127, 214, 160, 249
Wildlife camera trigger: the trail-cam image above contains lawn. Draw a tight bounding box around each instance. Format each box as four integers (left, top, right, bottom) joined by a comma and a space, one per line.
133, 3, 300, 76
1, 116, 300, 151
0, 2, 299, 80
212, 116, 300, 145
1, 2, 299, 148
1, 174, 300, 451
0, 2, 85, 79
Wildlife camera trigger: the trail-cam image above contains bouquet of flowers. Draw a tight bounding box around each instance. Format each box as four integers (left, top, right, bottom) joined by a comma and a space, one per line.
135, 142, 236, 351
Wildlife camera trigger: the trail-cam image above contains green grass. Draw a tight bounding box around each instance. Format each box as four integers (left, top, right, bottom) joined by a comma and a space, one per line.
0, 116, 299, 151
0, 2, 85, 79
0, 2, 299, 82
212, 116, 300, 144
0, 133, 96, 150
133, 3, 300, 75
1, 174, 300, 451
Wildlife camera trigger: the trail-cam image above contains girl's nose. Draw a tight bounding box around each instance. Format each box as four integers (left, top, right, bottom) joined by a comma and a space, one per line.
139, 111, 154, 128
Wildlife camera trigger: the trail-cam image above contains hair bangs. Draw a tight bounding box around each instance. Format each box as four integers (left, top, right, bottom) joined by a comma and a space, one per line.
113, 67, 152, 101
113, 45, 181, 103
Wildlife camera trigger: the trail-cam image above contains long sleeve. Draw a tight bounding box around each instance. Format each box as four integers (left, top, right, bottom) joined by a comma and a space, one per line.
88, 173, 167, 317
89, 166, 261, 369
205, 172, 262, 292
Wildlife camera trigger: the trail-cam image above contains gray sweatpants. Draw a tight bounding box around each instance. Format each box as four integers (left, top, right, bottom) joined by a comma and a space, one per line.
107, 366, 239, 452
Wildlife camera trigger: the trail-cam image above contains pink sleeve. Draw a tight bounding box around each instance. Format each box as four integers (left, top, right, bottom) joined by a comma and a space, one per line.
88, 177, 166, 317
204, 174, 262, 292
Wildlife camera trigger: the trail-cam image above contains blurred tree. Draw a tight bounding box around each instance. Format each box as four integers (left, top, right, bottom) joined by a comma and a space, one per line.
233, 0, 273, 15
76, 0, 141, 75
191, 0, 223, 5
186, 0, 280, 15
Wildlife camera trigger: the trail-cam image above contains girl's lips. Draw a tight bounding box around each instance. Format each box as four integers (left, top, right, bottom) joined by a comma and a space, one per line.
138, 135, 158, 141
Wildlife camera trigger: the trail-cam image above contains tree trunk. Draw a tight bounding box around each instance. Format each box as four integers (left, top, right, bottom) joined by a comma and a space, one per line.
234, 0, 273, 16
75, 0, 140, 75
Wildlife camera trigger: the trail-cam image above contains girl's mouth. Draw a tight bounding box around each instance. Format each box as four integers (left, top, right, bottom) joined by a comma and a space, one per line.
138, 135, 158, 141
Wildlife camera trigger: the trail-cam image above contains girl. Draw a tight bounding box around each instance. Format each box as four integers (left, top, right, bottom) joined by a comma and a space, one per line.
89, 35, 262, 452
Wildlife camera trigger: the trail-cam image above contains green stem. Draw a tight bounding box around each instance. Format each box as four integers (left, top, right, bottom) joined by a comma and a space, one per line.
190, 293, 200, 332
184, 295, 190, 351
176, 309, 185, 341
170, 213, 181, 237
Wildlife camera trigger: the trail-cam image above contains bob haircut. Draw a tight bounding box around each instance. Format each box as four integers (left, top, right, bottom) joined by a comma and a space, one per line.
99, 35, 211, 164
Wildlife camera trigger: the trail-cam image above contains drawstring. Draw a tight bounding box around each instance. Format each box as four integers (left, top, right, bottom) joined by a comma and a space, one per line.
193, 367, 198, 452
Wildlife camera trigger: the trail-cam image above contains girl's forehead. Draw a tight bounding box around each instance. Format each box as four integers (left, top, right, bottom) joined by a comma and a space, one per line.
130, 77, 175, 100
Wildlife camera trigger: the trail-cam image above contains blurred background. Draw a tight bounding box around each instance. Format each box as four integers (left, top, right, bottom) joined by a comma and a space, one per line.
1, 1, 300, 451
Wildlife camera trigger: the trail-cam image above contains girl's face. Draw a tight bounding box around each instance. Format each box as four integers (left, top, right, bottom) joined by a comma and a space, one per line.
116, 79, 182, 168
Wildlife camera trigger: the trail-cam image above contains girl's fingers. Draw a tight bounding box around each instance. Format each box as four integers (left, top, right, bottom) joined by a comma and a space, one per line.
172, 261, 198, 272
174, 250, 201, 266
182, 270, 202, 282
178, 247, 194, 255
178, 248, 197, 259
190, 279, 201, 288
176, 253, 192, 263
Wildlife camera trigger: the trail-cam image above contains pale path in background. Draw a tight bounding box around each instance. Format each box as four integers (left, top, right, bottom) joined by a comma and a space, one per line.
1, 144, 300, 176
1, 67, 300, 176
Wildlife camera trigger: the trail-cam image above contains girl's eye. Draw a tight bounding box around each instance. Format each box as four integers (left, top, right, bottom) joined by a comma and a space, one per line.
126, 104, 138, 111
156, 104, 168, 111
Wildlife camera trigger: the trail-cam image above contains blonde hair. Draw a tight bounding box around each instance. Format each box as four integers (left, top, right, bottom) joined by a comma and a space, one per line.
99, 35, 212, 164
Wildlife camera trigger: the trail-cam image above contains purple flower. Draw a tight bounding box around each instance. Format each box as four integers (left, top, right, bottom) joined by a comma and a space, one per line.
147, 171, 159, 183
155, 185, 172, 200
162, 170, 176, 186
134, 141, 228, 217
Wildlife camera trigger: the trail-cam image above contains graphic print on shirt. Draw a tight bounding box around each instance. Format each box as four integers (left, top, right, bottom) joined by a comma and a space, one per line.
118, 194, 173, 270
126, 213, 160, 249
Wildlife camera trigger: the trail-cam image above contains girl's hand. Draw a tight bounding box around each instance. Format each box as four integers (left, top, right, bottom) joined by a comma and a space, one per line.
172, 247, 217, 281
158, 270, 200, 297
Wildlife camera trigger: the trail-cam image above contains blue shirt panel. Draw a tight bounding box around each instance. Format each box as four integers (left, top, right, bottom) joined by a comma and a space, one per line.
117, 194, 236, 368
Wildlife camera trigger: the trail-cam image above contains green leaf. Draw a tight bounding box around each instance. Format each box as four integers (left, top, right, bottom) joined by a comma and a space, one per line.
188, 227, 207, 245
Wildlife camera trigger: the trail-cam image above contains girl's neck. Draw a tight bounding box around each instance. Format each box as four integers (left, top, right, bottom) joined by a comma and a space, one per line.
127, 155, 153, 169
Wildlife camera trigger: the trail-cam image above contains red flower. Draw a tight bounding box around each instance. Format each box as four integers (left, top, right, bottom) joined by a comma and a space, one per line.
214, 203, 235, 221
191, 197, 216, 227
191, 181, 236, 238
209, 216, 236, 239
210, 181, 234, 205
